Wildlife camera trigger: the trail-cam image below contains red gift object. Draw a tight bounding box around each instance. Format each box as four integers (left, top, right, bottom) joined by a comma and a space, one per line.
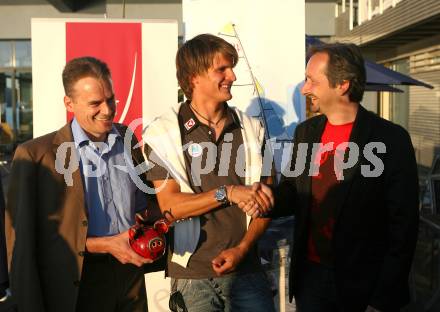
128, 217, 169, 261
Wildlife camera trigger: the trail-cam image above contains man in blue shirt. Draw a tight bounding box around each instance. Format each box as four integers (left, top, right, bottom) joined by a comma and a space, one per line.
6, 57, 152, 312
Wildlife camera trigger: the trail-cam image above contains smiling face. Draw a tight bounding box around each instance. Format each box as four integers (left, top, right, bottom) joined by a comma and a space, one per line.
64, 76, 116, 142
301, 52, 339, 114
191, 53, 237, 104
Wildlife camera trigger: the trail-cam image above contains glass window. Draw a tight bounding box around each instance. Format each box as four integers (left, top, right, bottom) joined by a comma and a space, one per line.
0, 73, 7, 123
0, 40, 32, 147
0, 41, 13, 67
16, 72, 33, 141
389, 59, 410, 130
0, 72, 14, 146
15, 41, 32, 68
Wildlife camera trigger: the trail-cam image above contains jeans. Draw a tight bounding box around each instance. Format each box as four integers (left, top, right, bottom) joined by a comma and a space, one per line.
173, 271, 275, 312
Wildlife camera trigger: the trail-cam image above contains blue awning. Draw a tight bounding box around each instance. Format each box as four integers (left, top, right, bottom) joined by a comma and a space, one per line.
365, 60, 433, 89
365, 84, 404, 93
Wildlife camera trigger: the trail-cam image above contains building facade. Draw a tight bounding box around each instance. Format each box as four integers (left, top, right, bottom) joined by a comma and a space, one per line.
334, 0, 440, 176
0, 0, 335, 149
0, 0, 183, 149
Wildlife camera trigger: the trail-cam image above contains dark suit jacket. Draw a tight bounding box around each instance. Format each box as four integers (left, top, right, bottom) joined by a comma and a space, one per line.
275, 105, 419, 312
5, 122, 148, 312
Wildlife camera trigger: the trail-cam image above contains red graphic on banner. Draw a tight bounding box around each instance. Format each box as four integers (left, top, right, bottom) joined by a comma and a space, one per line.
66, 22, 143, 141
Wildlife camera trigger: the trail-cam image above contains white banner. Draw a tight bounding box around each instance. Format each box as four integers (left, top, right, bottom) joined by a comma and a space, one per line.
183, 0, 306, 139
31, 18, 178, 139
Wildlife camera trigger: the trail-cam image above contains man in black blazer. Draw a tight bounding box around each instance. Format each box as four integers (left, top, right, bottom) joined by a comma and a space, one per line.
274, 43, 419, 312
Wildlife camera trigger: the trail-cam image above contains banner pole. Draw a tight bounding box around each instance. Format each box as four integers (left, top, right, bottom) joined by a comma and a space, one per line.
278, 246, 286, 312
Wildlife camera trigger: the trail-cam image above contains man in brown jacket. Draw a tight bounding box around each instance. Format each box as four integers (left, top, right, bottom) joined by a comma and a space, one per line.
6, 57, 152, 312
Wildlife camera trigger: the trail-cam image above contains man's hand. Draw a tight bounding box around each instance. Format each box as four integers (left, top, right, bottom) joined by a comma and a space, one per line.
106, 231, 153, 267
228, 184, 257, 205
236, 182, 274, 218
86, 230, 153, 267
238, 200, 261, 219
211, 245, 247, 276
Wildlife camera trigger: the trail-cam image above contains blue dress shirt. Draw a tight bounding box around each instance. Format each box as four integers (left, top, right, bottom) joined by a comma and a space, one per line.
71, 119, 147, 237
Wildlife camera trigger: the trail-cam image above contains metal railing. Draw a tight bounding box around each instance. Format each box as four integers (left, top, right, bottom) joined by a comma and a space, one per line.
411, 155, 440, 311
412, 216, 440, 311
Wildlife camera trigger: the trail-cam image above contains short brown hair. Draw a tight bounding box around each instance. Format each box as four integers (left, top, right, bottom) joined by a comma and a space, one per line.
307, 43, 366, 103
176, 34, 238, 100
62, 57, 111, 97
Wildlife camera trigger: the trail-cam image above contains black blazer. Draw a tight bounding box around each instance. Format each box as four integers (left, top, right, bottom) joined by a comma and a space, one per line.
275, 105, 419, 312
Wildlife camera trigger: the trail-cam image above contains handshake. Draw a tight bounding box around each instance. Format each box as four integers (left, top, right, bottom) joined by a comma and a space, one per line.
227, 182, 274, 218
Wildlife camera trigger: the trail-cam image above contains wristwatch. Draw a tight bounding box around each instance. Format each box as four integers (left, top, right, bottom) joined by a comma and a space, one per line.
215, 185, 228, 204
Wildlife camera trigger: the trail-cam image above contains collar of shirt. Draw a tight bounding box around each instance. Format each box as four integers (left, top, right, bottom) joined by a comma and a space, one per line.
180, 100, 242, 135
71, 118, 122, 154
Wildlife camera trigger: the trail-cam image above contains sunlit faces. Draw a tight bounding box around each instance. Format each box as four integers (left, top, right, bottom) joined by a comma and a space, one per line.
191, 53, 237, 103
64, 77, 116, 142
301, 52, 339, 114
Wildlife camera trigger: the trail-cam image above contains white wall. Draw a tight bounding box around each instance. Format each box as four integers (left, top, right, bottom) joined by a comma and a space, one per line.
362, 91, 378, 113
183, 0, 306, 139
305, 2, 336, 36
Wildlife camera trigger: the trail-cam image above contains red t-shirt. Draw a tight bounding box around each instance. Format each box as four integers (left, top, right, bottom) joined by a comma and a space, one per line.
307, 120, 354, 266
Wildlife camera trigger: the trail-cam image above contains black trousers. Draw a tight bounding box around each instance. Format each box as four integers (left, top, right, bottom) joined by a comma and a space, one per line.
76, 253, 147, 312
295, 260, 339, 312
295, 261, 400, 312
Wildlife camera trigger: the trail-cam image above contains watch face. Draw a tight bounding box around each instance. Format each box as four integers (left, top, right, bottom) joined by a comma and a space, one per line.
215, 186, 227, 203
